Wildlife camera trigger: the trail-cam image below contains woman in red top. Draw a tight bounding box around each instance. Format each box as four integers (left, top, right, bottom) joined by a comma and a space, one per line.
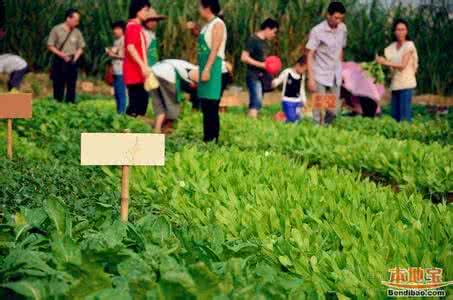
124, 0, 151, 117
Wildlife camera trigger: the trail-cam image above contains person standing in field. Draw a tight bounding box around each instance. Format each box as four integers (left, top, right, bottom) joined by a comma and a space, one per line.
376, 19, 418, 123
306, 1, 347, 124
241, 18, 280, 119
106, 21, 127, 114
47, 8, 86, 103
124, 0, 151, 117
197, 0, 227, 142
185, 17, 233, 111
143, 8, 166, 67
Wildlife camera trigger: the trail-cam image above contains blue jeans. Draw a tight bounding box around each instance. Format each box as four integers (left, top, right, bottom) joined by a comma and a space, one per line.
246, 75, 263, 110
113, 75, 127, 114
391, 89, 413, 122
282, 101, 303, 123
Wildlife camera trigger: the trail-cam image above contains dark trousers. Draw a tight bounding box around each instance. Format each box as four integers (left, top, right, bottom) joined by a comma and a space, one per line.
359, 97, 378, 118
52, 57, 78, 103
126, 83, 149, 117
201, 99, 220, 142
8, 67, 29, 91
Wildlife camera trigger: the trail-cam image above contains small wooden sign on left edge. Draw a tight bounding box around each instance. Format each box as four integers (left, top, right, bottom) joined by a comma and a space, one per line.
0, 93, 33, 160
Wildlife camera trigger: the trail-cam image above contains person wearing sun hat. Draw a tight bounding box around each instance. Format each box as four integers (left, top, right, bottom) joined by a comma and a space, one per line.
143, 8, 166, 67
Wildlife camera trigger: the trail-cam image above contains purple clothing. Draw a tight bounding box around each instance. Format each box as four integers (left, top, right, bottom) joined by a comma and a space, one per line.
306, 20, 347, 87
341, 62, 385, 102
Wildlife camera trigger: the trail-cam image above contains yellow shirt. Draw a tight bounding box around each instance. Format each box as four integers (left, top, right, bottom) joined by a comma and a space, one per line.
384, 41, 418, 91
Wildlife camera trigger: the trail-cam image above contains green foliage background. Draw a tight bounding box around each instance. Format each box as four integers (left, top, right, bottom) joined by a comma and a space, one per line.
0, 0, 452, 95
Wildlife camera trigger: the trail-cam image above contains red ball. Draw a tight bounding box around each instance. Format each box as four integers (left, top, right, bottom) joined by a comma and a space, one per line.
265, 56, 282, 76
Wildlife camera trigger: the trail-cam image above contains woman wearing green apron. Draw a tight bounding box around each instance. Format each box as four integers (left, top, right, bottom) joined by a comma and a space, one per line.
198, 0, 227, 142
143, 8, 166, 66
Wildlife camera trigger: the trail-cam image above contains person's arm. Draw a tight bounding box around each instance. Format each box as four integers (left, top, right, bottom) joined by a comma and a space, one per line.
73, 31, 85, 62
201, 22, 224, 82
306, 28, 320, 93
47, 28, 70, 61
128, 44, 149, 76
107, 50, 123, 59
272, 69, 287, 88
376, 50, 414, 71
126, 28, 149, 77
74, 48, 83, 62
340, 28, 347, 62
307, 49, 317, 92
48, 45, 70, 61
300, 75, 308, 104
186, 21, 201, 37
241, 51, 266, 69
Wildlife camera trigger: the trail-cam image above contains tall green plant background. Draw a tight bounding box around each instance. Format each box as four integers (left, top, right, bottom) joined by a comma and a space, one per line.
0, 0, 452, 95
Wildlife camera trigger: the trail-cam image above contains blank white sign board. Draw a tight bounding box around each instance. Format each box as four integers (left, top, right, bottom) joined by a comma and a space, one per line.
81, 133, 165, 166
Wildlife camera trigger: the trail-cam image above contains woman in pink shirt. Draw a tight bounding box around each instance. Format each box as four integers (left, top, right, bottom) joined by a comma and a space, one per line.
124, 0, 151, 117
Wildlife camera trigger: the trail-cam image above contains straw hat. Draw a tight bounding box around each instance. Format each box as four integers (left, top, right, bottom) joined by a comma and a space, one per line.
145, 8, 166, 22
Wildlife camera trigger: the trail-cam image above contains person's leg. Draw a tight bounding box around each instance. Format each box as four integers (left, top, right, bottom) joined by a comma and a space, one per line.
325, 84, 340, 124
8, 67, 28, 91
400, 89, 413, 122
201, 99, 220, 142
313, 82, 327, 124
295, 102, 302, 122
65, 63, 78, 103
136, 84, 149, 116
247, 76, 262, 118
150, 88, 167, 133
212, 100, 220, 141
126, 84, 139, 117
52, 59, 65, 102
283, 101, 297, 123
221, 72, 233, 96
113, 75, 127, 114
391, 91, 401, 122
360, 97, 378, 118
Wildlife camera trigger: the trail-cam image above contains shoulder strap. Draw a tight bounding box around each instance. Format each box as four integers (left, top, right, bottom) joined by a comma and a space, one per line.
59, 29, 74, 51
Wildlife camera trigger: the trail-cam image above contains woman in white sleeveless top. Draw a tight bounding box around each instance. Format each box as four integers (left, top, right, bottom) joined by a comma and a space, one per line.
197, 0, 227, 142
376, 19, 418, 123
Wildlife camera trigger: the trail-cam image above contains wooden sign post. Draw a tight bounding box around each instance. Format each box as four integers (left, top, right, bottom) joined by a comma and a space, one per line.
81, 133, 165, 223
0, 93, 33, 159
311, 93, 337, 125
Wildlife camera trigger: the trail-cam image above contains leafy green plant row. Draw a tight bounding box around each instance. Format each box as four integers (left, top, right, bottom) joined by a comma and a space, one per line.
127, 146, 452, 299
12, 100, 151, 163
1, 99, 452, 299
332, 116, 452, 146
0, 140, 305, 300
175, 113, 453, 200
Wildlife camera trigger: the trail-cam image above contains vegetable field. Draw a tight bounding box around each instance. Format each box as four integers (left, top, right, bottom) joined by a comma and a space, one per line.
0, 98, 452, 299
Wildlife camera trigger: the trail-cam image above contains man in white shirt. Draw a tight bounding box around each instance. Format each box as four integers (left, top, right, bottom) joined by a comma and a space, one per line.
0, 54, 29, 91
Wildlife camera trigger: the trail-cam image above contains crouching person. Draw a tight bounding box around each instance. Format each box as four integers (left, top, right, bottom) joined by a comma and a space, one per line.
272, 56, 308, 123
0, 54, 29, 91
149, 59, 199, 133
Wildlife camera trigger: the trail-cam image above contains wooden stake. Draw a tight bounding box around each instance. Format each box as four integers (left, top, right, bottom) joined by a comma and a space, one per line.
7, 119, 13, 160
120, 165, 130, 223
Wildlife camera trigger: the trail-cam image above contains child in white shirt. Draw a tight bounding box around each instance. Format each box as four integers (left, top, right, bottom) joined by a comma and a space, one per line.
272, 56, 307, 123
